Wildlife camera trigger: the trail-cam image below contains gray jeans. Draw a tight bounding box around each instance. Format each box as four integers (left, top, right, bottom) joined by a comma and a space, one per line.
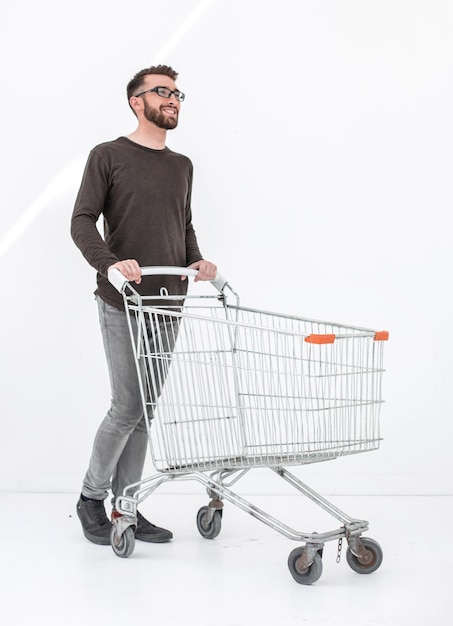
82, 296, 175, 501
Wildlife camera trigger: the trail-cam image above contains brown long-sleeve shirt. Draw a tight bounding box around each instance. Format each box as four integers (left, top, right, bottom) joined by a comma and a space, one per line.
71, 137, 203, 309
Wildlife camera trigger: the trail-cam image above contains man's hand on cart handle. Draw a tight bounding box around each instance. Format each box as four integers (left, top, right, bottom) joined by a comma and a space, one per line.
182, 260, 217, 282
108, 260, 142, 284
108, 259, 222, 290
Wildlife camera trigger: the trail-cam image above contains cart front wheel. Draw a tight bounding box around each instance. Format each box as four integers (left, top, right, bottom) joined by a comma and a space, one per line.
346, 537, 383, 574
288, 547, 323, 585
111, 525, 135, 558
196, 506, 222, 539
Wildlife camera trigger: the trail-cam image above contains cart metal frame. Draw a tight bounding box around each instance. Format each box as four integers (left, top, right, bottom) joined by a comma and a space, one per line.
107, 266, 388, 583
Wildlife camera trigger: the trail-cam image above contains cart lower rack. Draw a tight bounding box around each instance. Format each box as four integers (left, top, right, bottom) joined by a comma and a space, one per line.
108, 266, 389, 584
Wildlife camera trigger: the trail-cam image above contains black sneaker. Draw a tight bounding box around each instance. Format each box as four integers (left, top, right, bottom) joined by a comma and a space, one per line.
76, 496, 112, 545
135, 511, 173, 543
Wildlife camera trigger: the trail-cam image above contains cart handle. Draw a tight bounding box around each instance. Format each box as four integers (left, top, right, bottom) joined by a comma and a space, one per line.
108, 265, 229, 294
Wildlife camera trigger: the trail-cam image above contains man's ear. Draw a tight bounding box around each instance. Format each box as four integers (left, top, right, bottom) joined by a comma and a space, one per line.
129, 96, 142, 115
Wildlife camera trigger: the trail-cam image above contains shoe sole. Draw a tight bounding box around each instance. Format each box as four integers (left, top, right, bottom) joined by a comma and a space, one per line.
135, 532, 173, 543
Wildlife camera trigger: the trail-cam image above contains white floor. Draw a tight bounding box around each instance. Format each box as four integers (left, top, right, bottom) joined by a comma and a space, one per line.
0, 491, 451, 626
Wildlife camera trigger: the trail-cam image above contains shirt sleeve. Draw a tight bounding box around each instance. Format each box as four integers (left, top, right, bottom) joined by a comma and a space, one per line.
70, 148, 119, 277
184, 162, 203, 266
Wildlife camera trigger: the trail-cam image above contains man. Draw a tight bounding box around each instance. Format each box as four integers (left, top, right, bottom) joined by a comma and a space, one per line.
71, 65, 217, 545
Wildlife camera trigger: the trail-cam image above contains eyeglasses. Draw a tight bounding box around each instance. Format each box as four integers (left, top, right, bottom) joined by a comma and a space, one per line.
134, 86, 185, 102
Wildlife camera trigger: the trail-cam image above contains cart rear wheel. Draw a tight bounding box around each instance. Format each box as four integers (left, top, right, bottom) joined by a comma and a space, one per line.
288, 547, 323, 585
111, 525, 135, 558
346, 537, 383, 574
196, 506, 222, 539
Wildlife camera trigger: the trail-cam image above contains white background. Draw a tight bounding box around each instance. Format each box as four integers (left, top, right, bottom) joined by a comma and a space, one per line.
0, 0, 451, 496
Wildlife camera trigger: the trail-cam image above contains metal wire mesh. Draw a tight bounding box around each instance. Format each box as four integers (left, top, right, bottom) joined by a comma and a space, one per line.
128, 301, 385, 472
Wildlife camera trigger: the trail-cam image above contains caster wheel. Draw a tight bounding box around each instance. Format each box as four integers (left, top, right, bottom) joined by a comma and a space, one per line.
346, 537, 383, 574
288, 546, 323, 585
196, 506, 222, 539
111, 525, 135, 558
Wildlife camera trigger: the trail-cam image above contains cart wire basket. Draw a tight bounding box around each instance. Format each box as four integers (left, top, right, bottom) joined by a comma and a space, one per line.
107, 266, 389, 584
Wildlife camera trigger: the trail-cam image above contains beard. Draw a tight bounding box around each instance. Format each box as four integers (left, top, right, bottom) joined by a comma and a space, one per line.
143, 101, 179, 130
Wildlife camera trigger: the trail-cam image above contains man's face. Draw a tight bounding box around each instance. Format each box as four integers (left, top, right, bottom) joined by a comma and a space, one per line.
139, 75, 181, 130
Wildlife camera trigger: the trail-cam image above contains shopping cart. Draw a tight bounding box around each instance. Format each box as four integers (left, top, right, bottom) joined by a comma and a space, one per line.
107, 266, 389, 584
